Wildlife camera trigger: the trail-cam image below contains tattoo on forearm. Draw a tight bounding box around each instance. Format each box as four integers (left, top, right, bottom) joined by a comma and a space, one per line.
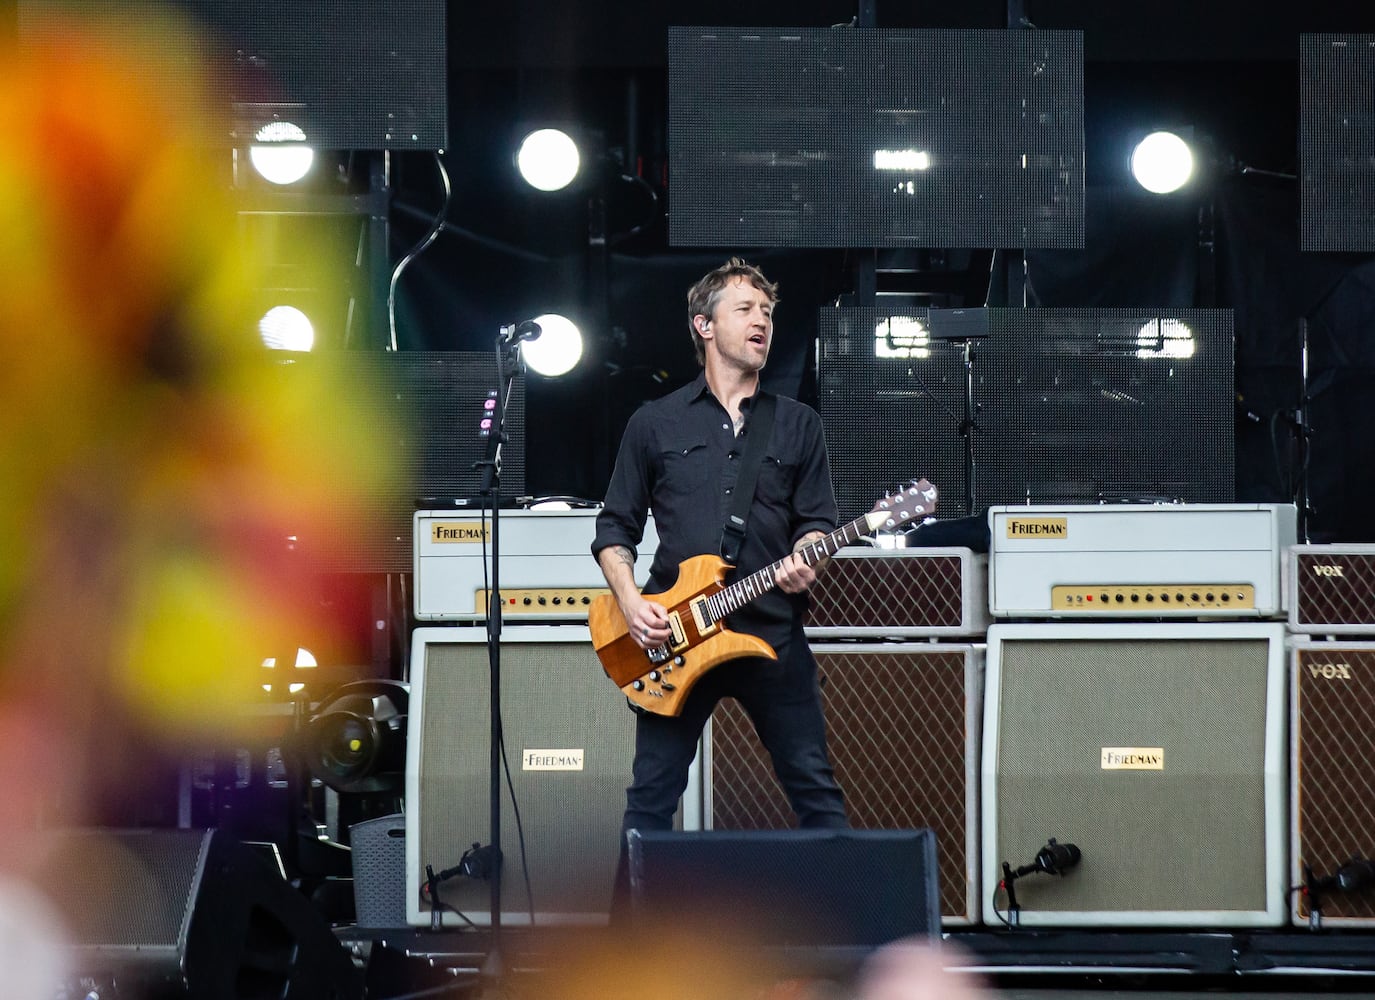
611, 545, 635, 568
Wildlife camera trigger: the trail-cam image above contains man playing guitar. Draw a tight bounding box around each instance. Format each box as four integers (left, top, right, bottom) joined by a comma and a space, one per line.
592, 257, 850, 906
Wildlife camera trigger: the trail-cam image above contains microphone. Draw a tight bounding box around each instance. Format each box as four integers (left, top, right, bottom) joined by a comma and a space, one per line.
1034, 838, 1081, 876
499, 319, 542, 345
1336, 858, 1375, 893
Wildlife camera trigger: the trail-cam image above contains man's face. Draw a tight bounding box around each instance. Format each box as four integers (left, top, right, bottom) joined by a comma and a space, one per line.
700, 276, 774, 373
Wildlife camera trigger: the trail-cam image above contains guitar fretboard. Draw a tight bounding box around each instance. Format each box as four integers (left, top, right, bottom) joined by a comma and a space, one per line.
701, 515, 873, 625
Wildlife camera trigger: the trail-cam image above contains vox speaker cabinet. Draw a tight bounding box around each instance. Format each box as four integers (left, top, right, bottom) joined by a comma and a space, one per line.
982, 622, 1287, 927
1288, 544, 1375, 635
405, 626, 694, 926
701, 642, 984, 925
1291, 639, 1375, 926
803, 547, 989, 638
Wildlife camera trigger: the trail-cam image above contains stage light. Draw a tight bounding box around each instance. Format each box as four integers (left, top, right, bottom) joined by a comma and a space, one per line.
1130, 130, 1194, 194
520, 312, 583, 377
261, 647, 317, 695
248, 121, 316, 186
516, 128, 581, 191
259, 305, 315, 351
299, 681, 408, 795
874, 316, 931, 359
1137, 318, 1195, 359
873, 149, 932, 171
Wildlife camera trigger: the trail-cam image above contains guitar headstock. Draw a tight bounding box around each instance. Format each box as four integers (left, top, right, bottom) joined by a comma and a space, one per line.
867, 478, 938, 532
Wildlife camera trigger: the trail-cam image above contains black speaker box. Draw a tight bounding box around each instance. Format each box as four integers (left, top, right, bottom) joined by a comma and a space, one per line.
626, 828, 940, 954
39, 828, 362, 999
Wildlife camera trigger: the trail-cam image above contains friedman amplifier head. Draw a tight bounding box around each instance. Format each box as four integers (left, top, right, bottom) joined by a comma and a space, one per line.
988, 504, 1296, 619
413, 509, 658, 621
1288, 544, 1375, 635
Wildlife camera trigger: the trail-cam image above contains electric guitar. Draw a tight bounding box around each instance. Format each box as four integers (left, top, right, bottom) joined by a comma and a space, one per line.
588, 479, 937, 716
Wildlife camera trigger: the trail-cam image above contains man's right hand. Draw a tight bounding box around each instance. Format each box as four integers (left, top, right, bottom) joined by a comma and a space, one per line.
623, 595, 669, 649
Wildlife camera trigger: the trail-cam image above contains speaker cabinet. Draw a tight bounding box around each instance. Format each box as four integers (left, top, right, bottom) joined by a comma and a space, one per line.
1288, 544, 1375, 635
38, 829, 361, 998
703, 643, 983, 925
627, 829, 941, 948
1291, 639, 1375, 926
803, 548, 988, 638
982, 623, 1286, 927
407, 626, 652, 925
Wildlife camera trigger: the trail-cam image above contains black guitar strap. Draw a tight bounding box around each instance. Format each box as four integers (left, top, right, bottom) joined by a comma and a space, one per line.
719, 391, 776, 565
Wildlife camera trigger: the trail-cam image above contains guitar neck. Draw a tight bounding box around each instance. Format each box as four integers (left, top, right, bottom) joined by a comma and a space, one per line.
706, 511, 882, 622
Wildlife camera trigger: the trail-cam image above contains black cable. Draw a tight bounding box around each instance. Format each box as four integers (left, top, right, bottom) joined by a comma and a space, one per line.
388, 152, 452, 350
606, 171, 661, 245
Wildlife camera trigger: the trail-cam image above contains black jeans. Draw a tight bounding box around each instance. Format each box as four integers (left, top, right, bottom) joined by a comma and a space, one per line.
612, 633, 848, 917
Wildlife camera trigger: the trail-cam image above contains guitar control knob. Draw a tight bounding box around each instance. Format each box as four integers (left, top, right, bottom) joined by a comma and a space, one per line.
660, 681, 677, 691
673, 656, 685, 666
648, 671, 661, 682
631, 680, 645, 691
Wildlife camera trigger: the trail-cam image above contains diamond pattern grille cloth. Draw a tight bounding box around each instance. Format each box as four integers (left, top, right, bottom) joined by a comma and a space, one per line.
709, 649, 973, 920
1295, 551, 1375, 630
805, 553, 966, 631
1295, 646, 1375, 921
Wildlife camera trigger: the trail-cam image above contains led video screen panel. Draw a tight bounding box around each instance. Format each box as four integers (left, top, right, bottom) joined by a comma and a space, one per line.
818, 307, 1233, 521
1301, 34, 1375, 251
19, 1, 447, 150
668, 27, 1084, 249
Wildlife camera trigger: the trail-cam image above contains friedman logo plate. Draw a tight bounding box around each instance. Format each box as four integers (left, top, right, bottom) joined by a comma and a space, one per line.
431, 523, 489, 544
1101, 747, 1164, 770
1005, 517, 1068, 539
522, 749, 585, 771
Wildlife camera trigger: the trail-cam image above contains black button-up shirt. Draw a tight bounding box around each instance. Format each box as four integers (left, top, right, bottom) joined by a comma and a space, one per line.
592, 371, 838, 647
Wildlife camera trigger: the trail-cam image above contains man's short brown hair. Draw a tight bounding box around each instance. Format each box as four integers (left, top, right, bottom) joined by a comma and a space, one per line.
685, 257, 779, 365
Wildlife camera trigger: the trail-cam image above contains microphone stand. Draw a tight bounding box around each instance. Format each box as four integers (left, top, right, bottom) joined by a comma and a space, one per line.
472, 326, 524, 986
956, 336, 978, 517
1297, 317, 1313, 542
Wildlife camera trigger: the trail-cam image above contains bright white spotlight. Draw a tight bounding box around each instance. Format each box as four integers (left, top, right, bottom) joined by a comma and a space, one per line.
259, 305, 315, 351
1137, 318, 1196, 359
1131, 131, 1194, 194
873, 149, 932, 171
261, 647, 317, 694
516, 129, 581, 192
874, 316, 930, 359
521, 313, 583, 377
249, 121, 316, 186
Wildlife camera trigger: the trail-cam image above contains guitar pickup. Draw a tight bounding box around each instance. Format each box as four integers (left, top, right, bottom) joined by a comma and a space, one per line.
666, 610, 688, 651
688, 595, 718, 638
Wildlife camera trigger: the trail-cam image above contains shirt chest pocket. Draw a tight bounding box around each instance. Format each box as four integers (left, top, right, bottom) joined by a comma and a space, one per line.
759, 452, 799, 503
656, 440, 710, 496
